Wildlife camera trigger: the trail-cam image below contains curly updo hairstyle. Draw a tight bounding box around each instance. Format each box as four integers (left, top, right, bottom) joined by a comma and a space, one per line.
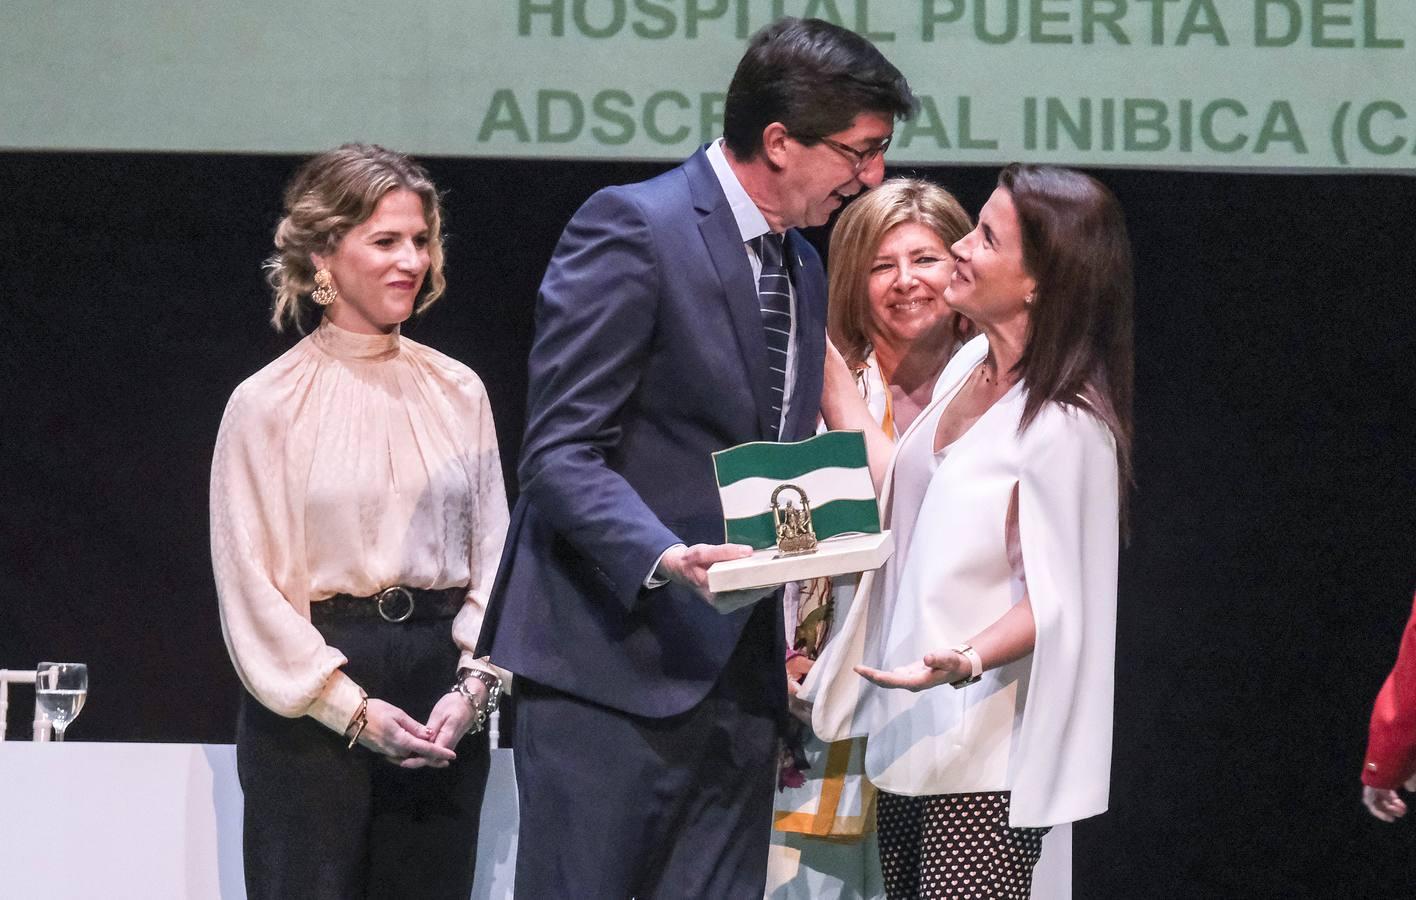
265, 143, 446, 332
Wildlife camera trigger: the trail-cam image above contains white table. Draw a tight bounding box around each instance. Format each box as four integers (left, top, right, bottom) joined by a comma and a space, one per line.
0, 743, 1067, 899
0, 742, 516, 900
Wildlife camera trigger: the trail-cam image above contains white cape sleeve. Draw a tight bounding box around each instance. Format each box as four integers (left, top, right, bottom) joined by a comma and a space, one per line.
1007, 403, 1120, 828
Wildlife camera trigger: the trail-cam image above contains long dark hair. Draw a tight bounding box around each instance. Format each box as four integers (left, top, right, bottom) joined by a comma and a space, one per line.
1003, 163, 1135, 504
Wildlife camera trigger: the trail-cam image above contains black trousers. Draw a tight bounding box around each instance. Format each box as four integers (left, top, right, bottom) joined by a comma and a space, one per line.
236, 611, 490, 900
512, 602, 783, 899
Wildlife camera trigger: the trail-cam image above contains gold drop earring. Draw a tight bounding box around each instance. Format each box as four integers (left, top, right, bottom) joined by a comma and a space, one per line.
312, 268, 339, 306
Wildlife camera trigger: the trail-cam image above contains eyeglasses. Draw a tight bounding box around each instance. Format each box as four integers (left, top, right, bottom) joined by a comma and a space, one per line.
812, 135, 892, 174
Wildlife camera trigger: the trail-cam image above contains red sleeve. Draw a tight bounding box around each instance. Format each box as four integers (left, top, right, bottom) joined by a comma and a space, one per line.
1362, 593, 1416, 789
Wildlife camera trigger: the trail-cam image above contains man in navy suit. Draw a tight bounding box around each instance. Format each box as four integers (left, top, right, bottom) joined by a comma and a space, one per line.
478, 18, 914, 897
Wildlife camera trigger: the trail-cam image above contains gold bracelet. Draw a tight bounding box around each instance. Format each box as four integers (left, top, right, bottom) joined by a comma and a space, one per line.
345, 696, 369, 750
346, 717, 367, 749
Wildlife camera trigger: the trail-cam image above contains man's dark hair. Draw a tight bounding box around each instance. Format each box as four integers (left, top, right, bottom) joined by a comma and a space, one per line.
722, 17, 916, 160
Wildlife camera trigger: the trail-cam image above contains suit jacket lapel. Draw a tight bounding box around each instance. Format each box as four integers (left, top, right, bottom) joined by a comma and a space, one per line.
687, 150, 775, 439
784, 230, 826, 441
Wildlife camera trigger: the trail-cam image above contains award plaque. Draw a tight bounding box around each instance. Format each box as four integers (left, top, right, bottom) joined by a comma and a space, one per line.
705, 431, 894, 593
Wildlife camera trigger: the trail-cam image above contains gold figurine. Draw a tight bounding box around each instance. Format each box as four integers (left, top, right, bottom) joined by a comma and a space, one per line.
771, 483, 818, 557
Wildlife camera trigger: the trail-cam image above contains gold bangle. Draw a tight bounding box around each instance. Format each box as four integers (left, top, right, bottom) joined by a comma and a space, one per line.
344, 696, 368, 733
346, 717, 367, 749
344, 696, 369, 750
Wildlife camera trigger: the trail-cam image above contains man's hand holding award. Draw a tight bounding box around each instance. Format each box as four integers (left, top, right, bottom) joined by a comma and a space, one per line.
655, 542, 775, 614
701, 431, 894, 606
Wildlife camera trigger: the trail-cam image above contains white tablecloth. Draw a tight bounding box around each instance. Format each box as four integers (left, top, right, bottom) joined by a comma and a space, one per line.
0, 742, 516, 900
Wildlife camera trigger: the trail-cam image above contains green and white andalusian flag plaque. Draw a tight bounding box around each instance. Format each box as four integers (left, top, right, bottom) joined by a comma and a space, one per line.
706, 431, 894, 593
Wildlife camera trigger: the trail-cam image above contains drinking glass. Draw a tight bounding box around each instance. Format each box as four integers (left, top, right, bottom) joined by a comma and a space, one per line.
35, 662, 87, 742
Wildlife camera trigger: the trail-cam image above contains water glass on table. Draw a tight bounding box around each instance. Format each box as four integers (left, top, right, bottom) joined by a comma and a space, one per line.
35, 662, 87, 742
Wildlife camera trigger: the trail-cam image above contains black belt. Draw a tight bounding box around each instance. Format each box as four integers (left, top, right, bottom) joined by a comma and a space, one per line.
313, 586, 465, 624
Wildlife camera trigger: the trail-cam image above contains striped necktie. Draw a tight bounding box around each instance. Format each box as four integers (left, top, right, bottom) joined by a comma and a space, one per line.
752, 232, 791, 441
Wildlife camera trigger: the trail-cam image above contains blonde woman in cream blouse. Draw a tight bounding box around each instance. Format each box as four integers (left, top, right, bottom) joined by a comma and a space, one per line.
803, 164, 1133, 899
210, 145, 508, 900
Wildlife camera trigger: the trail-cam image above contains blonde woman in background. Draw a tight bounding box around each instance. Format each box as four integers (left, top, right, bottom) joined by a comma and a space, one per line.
210, 144, 508, 899
769, 178, 972, 900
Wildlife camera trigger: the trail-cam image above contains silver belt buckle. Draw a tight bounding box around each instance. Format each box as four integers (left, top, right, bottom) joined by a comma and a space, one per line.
376, 586, 414, 623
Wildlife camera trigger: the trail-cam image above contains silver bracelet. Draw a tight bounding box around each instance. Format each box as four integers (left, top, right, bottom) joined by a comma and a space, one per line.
452, 666, 502, 734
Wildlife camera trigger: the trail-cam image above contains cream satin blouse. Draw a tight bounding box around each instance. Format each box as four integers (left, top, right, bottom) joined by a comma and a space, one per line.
210, 318, 509, 734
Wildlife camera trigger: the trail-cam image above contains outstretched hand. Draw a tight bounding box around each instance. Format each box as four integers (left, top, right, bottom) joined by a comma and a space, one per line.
855, 650, 969, 693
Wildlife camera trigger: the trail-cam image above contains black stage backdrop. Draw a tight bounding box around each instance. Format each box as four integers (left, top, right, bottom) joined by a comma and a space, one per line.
1, 152, 1413, 897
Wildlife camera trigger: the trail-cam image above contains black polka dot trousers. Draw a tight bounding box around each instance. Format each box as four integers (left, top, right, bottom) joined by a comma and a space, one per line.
877, 790, 1049, 899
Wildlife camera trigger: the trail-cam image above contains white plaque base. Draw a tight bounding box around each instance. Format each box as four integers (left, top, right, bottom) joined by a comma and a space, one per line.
706, 531, 894, 593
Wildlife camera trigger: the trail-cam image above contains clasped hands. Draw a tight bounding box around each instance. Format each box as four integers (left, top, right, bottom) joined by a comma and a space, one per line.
355, 679, 491, 769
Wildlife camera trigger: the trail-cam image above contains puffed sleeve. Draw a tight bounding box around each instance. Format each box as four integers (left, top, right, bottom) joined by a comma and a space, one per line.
1362, 594, 1416, 789
1007, 403, 1120, 828
210, 383, 364, 734
451, 377, 511, 679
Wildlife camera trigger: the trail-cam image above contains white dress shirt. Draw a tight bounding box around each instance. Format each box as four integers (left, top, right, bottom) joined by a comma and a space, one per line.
705, 137, 798, 433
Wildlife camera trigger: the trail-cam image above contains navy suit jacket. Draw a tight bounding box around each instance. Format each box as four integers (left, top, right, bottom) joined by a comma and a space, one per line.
477, 148, 828, 718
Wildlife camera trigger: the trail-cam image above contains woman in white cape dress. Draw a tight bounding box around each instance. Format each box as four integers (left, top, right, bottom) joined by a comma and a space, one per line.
800, 163, 1134, 899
